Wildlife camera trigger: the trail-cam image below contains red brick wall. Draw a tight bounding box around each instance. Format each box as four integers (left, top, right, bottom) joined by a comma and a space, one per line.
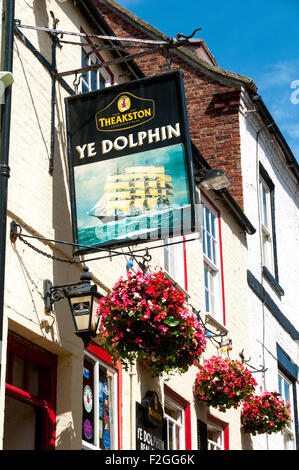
96, 2, 243, 206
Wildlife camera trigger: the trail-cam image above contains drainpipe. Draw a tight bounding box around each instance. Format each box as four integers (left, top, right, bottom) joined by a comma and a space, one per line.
129, 363, 136, 449
0, 0, 15, 440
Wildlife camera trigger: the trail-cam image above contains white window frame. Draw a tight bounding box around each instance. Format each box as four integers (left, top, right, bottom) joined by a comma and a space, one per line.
207, 421, 224, 450
80, 39, 112, 94
259, 177, 274, 274
162, 236, 186, 291
201, 197, 223, 324
164, 396, 185, 450
82, 350, 118, 451
278, 370, 295, 450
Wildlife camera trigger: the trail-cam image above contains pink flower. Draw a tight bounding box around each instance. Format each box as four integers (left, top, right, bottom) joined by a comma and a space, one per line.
96, 269, 206, 376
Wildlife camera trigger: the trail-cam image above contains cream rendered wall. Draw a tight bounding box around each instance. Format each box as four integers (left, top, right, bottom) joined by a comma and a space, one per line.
239, 89, 299, 450
2, 0, 128, 450
188, 189, 250, 450
120, 185, 250, 450
2, 0, 251, 451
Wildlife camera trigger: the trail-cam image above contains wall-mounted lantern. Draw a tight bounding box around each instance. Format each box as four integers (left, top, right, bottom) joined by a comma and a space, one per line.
43, 266, 102, 347
197, 168, 231, 191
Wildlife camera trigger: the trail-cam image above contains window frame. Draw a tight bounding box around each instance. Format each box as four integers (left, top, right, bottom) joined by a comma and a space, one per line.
82, 343, 121, 451
164, 396, 185, 451
278, 369, 296, 449
4, 332, 57, 450
162, 235, 188, 292
207, 422, 224, 450
79, 28, 114, 94
259, 176, 274, 274
259, 163, 280, 283
200, 194, 225, 325
164, 385, 191, 450
207, 414, 229, 451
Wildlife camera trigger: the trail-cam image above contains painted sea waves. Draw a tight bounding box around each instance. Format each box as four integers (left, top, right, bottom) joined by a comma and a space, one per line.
74, 143, 193, 248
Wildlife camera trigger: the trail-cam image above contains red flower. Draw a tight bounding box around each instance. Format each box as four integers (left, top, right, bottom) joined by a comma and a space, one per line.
241, 391, 291, 435
97, 270, 206, 376
195, 356, 257, 411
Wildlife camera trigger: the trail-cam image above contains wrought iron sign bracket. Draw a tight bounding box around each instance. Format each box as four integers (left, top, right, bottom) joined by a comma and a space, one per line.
239, 349, 268, 374
15, 21, 203, 79
192, 307, 230, 348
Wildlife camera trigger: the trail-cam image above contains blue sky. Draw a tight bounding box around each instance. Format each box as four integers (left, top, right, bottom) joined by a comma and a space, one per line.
117, 0, 299, 163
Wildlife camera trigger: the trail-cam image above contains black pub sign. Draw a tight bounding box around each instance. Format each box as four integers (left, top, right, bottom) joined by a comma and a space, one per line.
65, 71, 196, 254
136, 391, 164, 450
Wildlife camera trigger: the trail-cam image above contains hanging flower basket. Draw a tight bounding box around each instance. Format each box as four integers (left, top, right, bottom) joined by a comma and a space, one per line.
241, 391, 291, 435
96, 270, 206, 377
194, 356, 257, 412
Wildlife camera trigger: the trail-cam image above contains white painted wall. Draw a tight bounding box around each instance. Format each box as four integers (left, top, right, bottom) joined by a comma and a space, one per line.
239, 89, 299, 450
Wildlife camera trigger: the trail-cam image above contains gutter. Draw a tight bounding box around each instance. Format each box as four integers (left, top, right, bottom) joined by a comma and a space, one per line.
250, 94, 299, 184
98, 0, 257, 93
0, 0, 15, 429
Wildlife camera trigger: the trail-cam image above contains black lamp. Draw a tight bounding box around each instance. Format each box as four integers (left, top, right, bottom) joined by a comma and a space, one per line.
197, 168, 231, 190
43, 266, 102, 347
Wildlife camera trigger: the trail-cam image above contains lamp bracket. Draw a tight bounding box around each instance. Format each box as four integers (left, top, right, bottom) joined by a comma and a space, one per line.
43, 267, 93, 312
192, 307, 229, 348
239, 349, 268, 374
43, 279, 67, 312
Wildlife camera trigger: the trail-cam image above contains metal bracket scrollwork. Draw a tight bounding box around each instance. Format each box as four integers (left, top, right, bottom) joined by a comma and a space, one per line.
43, 279, 67, 312
239, 349, 268, 374
175, 28, 202, 42
192, 307, 230, 350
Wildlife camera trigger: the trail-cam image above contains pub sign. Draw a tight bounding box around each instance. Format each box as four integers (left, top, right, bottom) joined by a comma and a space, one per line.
65, 71, 196, 254
136, 391, 164, 450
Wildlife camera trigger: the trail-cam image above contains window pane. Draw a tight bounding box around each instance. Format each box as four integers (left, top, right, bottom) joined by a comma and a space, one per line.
284, 381, 290, 404
163, 237, 184, 287
176, 425, 180, 450
205, 207, 210, 232
205, 290, 210, 313
204, 266, 209, 289
100, 74, 106, 89
99, 365, 114, 450
202, 232, 206, 256
168, 422, 173, 450
82, 358, 94, 444
91, 69, 97, 91
212, 240, 216, 265
201, 205, 205, 226
81, 49, 90, 93
278, 374, 283, 395
13, 356, 25, 390
211, 213, 215, 237
28, 363, 39, 397
206, 234, 212, 260
262, 186, 268, 226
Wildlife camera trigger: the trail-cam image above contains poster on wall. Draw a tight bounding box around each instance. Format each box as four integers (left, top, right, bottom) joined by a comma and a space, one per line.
65, 71, 196, 254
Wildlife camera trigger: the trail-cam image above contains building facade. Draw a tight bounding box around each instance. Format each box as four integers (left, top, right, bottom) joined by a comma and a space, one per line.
239, 90, 299, 449
0, 0, 297, 451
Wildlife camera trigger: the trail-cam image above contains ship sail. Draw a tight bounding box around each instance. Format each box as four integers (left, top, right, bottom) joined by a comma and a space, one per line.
87, 164, 174, 221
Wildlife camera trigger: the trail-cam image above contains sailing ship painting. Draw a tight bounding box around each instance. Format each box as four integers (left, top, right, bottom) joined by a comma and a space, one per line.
87, 165, 174, 223
74, 143, 192, 248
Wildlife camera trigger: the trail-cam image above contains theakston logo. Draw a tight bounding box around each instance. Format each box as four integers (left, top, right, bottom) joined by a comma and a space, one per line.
95, 92, 155, 132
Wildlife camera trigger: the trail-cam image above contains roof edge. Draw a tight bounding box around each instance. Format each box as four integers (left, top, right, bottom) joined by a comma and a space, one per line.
250, 93, 299, 184
98, 0, 258, 92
